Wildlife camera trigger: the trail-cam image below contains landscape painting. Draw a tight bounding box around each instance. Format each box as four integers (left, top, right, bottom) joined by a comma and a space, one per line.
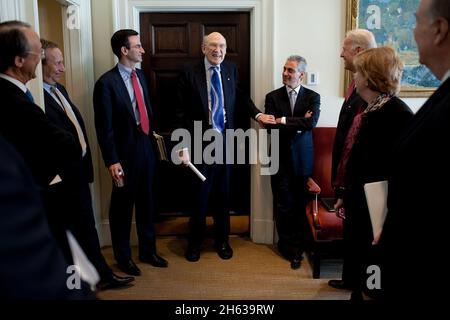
347, 0, 440, 97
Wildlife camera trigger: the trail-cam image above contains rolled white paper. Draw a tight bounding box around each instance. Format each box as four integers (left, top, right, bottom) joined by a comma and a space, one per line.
187, 162, 206, 181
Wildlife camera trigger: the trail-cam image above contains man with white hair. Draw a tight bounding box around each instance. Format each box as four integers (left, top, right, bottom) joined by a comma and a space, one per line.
328, 29, 377, 292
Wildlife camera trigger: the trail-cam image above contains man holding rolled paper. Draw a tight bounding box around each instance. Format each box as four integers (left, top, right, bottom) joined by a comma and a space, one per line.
174, 32, 275, 262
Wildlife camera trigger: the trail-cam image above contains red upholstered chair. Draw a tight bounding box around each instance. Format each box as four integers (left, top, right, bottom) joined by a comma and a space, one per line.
305, 127, 343, 278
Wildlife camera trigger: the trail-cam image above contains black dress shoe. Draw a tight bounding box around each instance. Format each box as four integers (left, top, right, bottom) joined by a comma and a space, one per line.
216, 242, 233, 260
97, 273, 135, 290
185, 246, 201, 262
290, 258, 302, 270
328, 279, 352, 290
140, 254, 168, 268
117, 259, 141, 276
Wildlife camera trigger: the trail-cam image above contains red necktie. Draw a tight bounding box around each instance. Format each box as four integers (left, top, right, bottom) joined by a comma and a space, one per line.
131, 70, 150, 135
345, 80, 355, 102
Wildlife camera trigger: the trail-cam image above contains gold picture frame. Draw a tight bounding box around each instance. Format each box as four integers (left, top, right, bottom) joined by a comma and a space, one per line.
345, 0, 438, 97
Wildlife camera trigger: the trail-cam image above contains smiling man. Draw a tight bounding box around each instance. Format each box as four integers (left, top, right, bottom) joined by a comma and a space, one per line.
41, 39, 135, 290
264, 55, 321, 270
174, 32, 275, 262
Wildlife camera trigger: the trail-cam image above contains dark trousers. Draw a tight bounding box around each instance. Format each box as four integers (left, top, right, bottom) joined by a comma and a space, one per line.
189, 161, 230, 247
109, 135, 157, 263
341, 187, 374, 291
70, 183, 112, 279
42, 179, 113, 280
271, 165, 309, 260
41, 183, 73, 264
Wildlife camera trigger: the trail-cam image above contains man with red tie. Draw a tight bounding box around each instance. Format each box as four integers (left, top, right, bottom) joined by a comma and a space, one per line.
93, 29, 168, 276
328, 29, 377, 292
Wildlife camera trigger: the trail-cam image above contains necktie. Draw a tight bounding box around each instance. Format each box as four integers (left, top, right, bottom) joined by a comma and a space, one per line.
345, 80, 356, 102
131, 70, 150, 135
25, 89, 34, 103
51, 86, 87, 157
210, 66, 224, 132
289, 89, 297, 115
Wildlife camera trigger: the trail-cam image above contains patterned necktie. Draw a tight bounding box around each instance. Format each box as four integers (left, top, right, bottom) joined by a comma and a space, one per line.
25, 89, 34, 103
131, 70, 150, 135
51, 86, 87, 157
289, 89, 297, 115
210, 66, 224, 132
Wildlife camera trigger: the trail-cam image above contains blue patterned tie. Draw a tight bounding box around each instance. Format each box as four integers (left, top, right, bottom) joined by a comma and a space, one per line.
210, 66, 224, 132
25, 89, 34, 103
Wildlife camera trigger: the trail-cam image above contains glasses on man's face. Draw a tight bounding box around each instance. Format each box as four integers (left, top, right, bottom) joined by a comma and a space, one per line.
27, 48, 45, 60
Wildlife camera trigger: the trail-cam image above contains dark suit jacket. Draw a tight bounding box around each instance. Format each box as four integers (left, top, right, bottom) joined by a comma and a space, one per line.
332, 89, 367, 187
93, 65, 155, 168
0, 135, 92, 300
44, 83, 94, 184
345, 96, 413, 189
380, 77, 450, 301
264, 85, 321, 177
0, 77, 81, 188
174, 59, 261, 134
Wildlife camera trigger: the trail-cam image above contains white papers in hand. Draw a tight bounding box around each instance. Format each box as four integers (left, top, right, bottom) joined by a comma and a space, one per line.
187, 162, 206, 181
66, 231, 100, 290
364, 180, 388, 240
49, 175, 62, 185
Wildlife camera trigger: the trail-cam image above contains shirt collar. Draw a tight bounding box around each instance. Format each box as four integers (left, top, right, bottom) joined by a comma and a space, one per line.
204, 57, 221, 72
442, 69, 450, 83
118, 63, 134, 77
286, 84, 301, 95
0, 73, 28, 93
43, 81, 57, 92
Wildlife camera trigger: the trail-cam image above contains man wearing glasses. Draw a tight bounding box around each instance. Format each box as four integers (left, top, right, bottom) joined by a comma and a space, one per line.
0, 21, 83, 274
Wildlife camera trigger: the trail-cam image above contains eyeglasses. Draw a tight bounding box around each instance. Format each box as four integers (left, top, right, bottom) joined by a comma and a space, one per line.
27, 48, 45, 60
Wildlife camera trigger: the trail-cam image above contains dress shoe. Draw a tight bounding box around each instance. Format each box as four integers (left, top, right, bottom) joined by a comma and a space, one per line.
185, 246, 201, 262
290, 258, 302, 270
215, 242, 233, 260
140, 254, 168, 268
97, 273, 135, 290
117, 259, 141, 276
328, 279, 352, 290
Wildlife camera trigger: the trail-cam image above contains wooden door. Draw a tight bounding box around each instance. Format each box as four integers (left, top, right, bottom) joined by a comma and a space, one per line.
140, 12, 251, 233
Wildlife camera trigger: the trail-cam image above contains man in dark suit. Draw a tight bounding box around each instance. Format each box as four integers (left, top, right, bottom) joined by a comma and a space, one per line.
379, 0, 450, 302
0, 134, 94, 300
175, 32, 275, 262
94, 29, 168, 276
41, 39, 134, 290
328, 29, 377, 290
0, 21, 85, 263
264, 55, 321, 270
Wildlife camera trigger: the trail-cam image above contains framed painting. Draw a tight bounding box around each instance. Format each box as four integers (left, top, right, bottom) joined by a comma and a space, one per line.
345, 0, 440, 97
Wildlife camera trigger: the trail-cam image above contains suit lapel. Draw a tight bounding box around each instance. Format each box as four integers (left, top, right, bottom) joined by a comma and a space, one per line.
397, 78, 450, 147
220, 63, 233, 115
112, 66, 137, 122
280, 87, 292, 116
136, 69, 153, 120
44, 89, 66, 117
196, 62, 209, 120
292, 86, 306, 115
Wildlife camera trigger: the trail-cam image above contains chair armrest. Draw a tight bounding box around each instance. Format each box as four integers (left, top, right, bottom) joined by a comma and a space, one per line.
311, 193, 321, 230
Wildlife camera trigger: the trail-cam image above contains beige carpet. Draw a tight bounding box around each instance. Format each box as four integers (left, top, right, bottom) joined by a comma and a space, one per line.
98, 236, 350, 300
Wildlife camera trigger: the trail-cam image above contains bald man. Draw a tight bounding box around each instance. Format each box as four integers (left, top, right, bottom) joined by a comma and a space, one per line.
174, 32, 274, 262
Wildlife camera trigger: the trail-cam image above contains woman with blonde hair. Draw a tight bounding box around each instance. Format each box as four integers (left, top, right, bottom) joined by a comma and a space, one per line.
333, 46, 413, 300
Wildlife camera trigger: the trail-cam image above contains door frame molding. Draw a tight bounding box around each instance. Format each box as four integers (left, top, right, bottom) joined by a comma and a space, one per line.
111, 0, 275, 244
